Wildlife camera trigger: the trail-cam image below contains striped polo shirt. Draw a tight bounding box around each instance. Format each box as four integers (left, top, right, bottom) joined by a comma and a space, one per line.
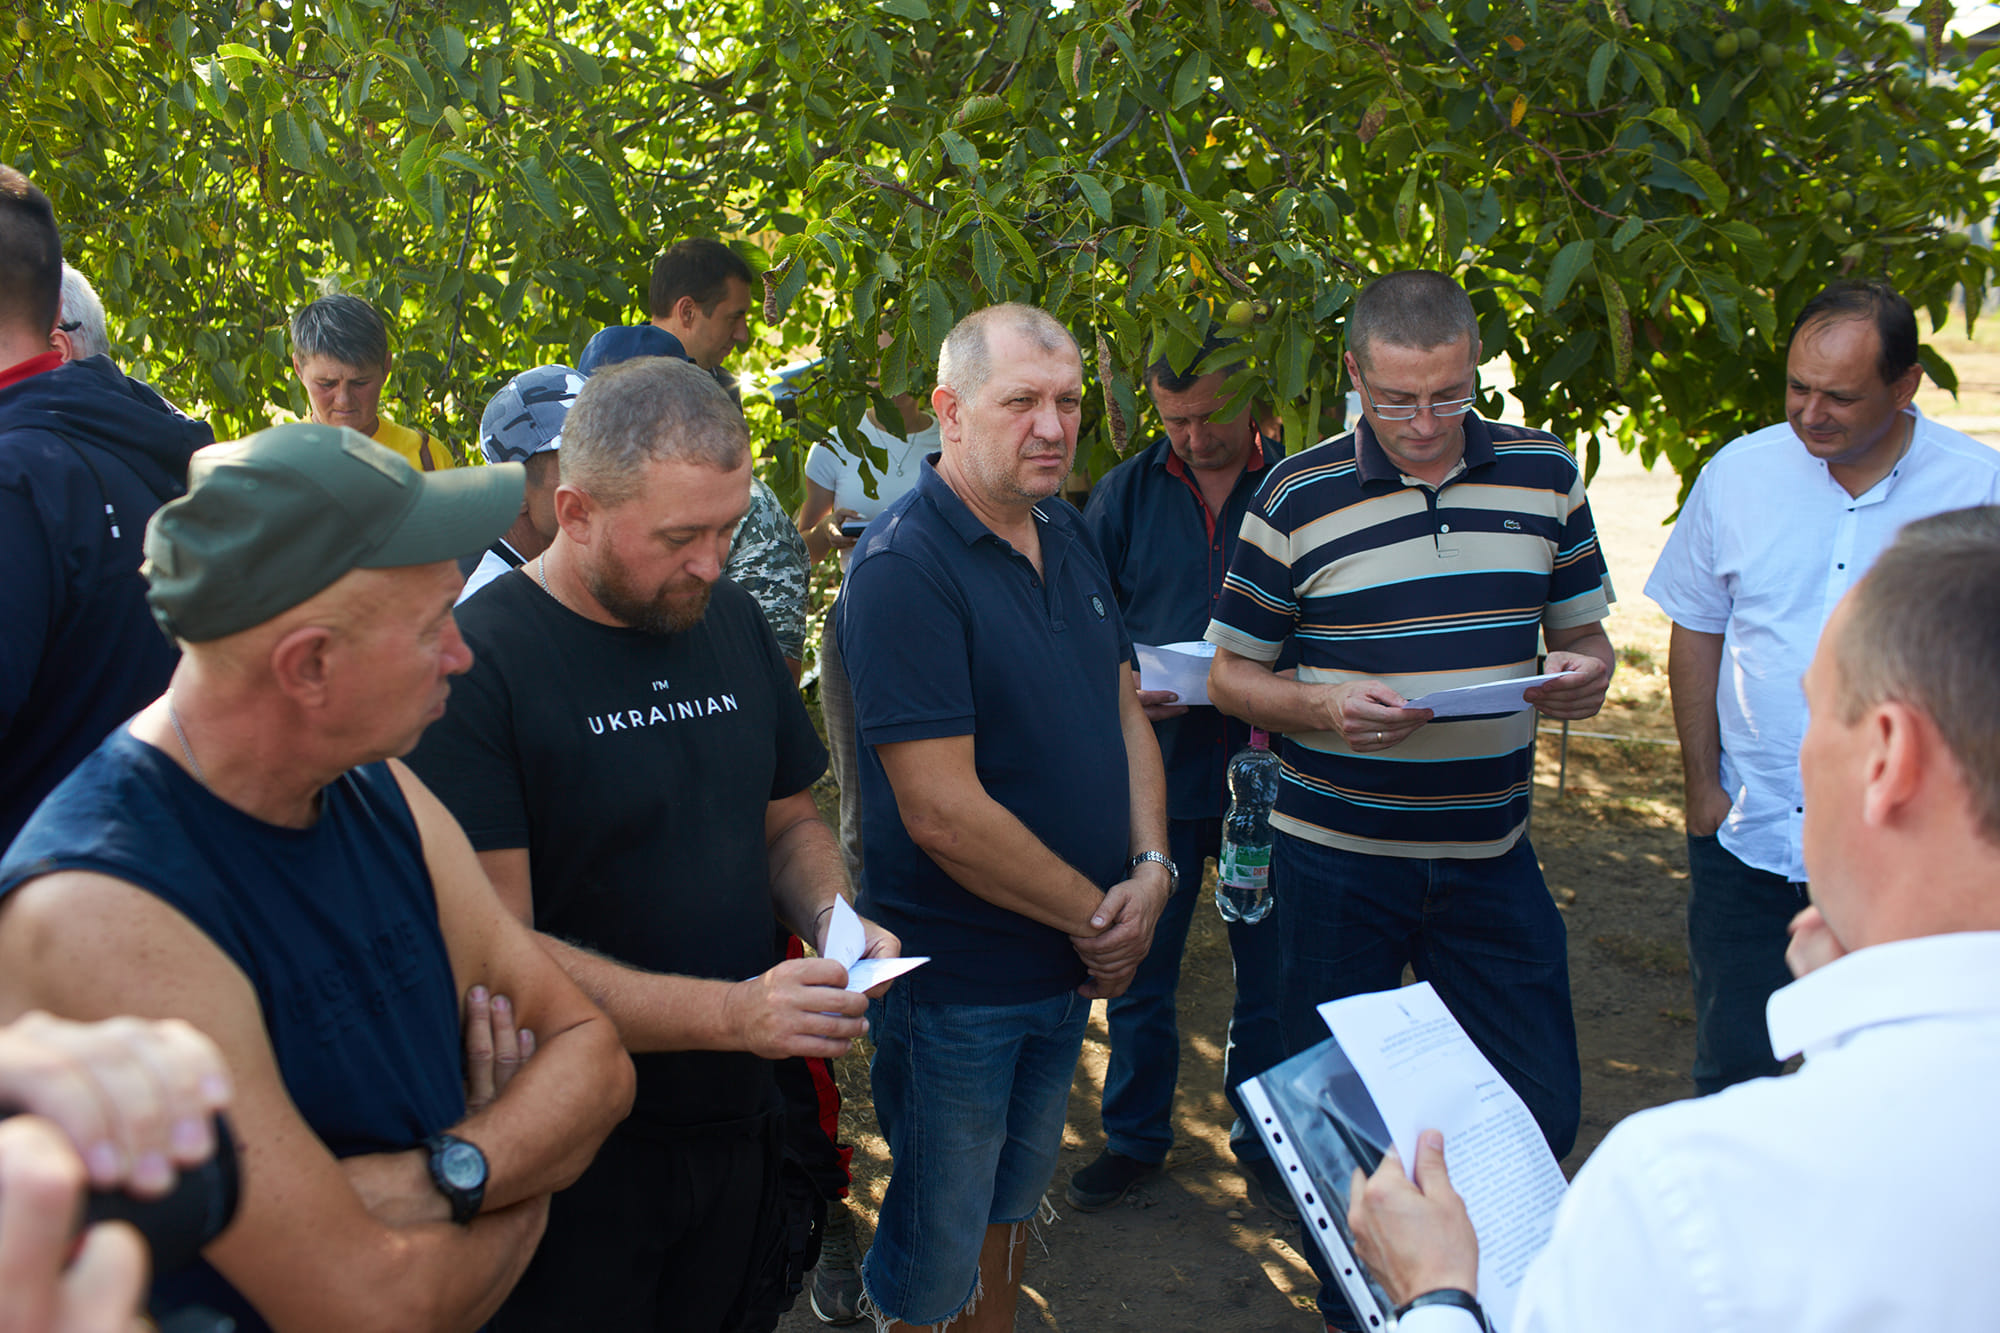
1206, 414, 1613, 858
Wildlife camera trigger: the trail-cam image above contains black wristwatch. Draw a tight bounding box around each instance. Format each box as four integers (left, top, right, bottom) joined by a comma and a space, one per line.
421, 1133, 488, 1225
1395, 1288, 1490, 1330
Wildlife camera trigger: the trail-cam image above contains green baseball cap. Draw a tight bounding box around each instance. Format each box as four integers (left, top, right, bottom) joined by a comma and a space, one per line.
144, 422, 524, 642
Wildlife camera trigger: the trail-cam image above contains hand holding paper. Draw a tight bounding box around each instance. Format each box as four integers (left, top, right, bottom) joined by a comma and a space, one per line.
1403, 671, 1576, 719
1348, 1129, 1481, 1308
1134, 641, 1216, 708
821, 896, 926, 994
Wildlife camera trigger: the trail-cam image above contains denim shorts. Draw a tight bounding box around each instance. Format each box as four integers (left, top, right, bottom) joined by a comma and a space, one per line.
860, 984, 1088, 1326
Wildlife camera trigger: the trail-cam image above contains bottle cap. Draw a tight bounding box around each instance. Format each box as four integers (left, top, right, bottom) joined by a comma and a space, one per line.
1249, 727, 1270, 748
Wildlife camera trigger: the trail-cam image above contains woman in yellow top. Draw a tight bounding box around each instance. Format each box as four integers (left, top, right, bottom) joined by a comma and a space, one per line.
289, 292, 456, 470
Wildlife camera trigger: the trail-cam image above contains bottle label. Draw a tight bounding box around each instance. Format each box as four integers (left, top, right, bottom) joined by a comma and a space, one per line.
1220, 841, 1270, 889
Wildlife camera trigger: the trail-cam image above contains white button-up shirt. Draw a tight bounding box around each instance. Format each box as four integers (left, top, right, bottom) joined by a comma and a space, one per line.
1403, 931, 2000, 1333
1644, 410, 2000, 879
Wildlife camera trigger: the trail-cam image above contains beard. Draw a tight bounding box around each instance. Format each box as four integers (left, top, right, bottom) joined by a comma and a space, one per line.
582, 559, 713, 635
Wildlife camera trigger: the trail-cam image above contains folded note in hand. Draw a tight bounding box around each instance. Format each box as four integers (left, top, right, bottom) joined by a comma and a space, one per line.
823, 896, 927, 993
1404, 671, 1574, 719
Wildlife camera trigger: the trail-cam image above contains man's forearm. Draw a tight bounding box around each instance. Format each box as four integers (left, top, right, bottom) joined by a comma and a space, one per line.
456, 1010, 632, 1209
531, 934, 743, 1054
909, 793, 1108, 935
1208, 648, 1337, 733
767, 811, 848, 945
1667, 623, 1726, 795
1121, 667, 1170, 859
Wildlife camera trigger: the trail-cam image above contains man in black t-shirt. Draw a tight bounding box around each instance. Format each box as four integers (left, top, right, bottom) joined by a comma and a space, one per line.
408, 356, 900, 1333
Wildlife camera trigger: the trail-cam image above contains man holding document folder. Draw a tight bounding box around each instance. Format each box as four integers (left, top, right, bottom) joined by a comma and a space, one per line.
1347, 507, 2000, 1331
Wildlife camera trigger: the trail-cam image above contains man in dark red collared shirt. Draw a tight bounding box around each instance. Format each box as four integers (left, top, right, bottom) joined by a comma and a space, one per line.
0, 166, 210, 844
1073, 334, 1291, 1216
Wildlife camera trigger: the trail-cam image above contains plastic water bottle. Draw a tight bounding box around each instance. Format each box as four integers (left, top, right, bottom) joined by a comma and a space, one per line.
1217, 728, 1280, 923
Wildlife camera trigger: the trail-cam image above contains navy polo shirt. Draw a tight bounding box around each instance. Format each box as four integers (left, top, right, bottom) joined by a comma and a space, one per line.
838, 457, 1134, 1005
1082, 432, 1285, 822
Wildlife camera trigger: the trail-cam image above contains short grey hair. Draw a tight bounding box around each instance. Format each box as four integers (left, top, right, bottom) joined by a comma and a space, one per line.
1835, 505, 2000, 845
58, 265, 109, 359
560, 356, 749, 507
290, 292, 390, 370
937, 303, 1079, 399
1346, 270, 1480, 372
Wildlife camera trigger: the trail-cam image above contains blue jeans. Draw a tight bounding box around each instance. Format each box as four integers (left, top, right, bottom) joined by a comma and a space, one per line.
1686, 833, 1808, 1095
1098, 816, 1285, 1166
861, 985, 1088, 1327
1273, 831, 1580, 1332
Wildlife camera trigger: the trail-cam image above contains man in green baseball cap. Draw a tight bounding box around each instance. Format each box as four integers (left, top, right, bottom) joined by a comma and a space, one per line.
143, 420, 522, 644
0, 420, 636, 1332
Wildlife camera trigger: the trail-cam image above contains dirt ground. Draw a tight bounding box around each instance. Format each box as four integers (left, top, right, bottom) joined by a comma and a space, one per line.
780, 324, 2000, 1331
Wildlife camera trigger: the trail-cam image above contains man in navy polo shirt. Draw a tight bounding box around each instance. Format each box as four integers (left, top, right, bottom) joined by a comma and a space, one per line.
1207, 270, 1615, 1331
839, 302, 1171, 1332
1069, 334, 1290, 1217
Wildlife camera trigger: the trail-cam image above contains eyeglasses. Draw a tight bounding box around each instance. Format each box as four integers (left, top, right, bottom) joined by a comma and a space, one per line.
56, 320, 82, 333
1352, 364, 1478, 422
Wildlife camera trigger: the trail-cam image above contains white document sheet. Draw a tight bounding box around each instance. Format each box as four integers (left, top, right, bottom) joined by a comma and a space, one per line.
1404, 671, 1574, 718
1318, 984, 1567, 1333
1134, 640, 1216, 707
823, 895, 928, 993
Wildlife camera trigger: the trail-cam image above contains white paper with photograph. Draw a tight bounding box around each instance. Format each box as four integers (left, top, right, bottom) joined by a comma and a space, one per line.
1134, 641, 1216, 708
1318, 983, 1567, 1332
1404, 671, 1573, 718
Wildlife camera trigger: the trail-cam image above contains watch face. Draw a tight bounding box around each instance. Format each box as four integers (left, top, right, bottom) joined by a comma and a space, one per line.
438, 1139, 486, 1189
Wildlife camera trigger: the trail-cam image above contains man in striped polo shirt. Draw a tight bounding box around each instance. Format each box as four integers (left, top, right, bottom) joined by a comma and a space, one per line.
1206, 272, 1614, 1319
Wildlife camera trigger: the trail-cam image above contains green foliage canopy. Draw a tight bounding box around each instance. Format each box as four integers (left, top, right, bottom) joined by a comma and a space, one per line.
5, 0, 1997, 499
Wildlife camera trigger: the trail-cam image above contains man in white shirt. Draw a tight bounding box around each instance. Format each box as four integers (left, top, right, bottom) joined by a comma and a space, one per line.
1645, 281, 2000, 1093
1347, 505, 2000, 1332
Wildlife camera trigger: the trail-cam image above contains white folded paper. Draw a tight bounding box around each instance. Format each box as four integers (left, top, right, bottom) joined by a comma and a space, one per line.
823, 895, 927, 992
1404, 671, 1574, 718
1134, 640, 1216, 707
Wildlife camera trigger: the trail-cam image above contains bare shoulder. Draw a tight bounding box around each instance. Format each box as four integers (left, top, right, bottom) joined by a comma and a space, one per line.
0, 869, 256, 1025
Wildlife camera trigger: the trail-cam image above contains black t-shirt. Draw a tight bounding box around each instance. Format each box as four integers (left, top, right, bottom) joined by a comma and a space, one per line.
408, 571, 826, 1127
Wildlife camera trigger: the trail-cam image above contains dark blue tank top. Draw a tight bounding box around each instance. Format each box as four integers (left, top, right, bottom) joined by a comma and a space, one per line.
0, 728, 467, 1331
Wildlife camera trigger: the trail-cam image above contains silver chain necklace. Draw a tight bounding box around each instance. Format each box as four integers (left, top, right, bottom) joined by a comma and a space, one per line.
166, 690, 209, 787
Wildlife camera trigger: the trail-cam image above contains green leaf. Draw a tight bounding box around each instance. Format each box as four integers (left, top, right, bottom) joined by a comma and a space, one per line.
1678, 156, 1729, 212
271, 108, 312, 170
940, 129, 978, 171
1599, 270, 1633, 384
1645, 107, 1692, 152
1611, 216, 1644, 251
1587, 40, 1617, 107
879, 0, 930, 20
1075, 172, 1113, 222
1543, 238, 1595, 311
1916, 343, 1959, 395
1172, 50, 1211, 110
985, 211, 1040, 273
215, 42, 272, 68
1394, 164, 1419, 242
435, 25, 468, 69
1436, 182, 1468, 262
1276, 0, 1333, 52
972, 226, 1002, 296
1275, 318, 1311, 401
1142, 181, 1166, 231
774, 258, 811, 320
516, 157, 564, 225
331, 216, 358, 264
